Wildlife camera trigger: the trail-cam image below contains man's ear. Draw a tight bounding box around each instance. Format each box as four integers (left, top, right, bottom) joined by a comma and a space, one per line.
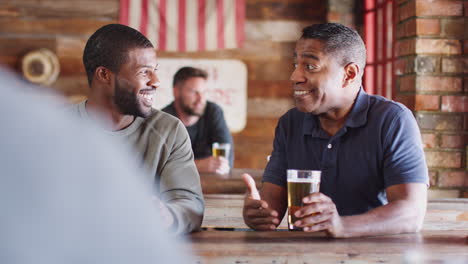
342, 63, 360, 88
94, 66, 113, 85
173, 84, 180, 98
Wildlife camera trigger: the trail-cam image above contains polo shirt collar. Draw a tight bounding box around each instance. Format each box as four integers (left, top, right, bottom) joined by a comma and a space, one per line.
344, 87, 369, 128
302, 87, 370, 136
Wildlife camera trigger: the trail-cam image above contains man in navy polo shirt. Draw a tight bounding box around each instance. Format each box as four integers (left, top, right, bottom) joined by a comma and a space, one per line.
242, 23, 429, 238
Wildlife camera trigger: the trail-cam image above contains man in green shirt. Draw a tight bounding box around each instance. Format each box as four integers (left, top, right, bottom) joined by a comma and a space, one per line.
69, 24, 204, 235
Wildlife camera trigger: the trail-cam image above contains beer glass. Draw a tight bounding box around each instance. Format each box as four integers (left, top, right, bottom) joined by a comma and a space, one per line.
287, 169, 321, 231
212, 142, 230, 160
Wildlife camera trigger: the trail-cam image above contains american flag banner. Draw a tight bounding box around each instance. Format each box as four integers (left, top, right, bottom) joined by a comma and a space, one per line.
119, 0, 245, 52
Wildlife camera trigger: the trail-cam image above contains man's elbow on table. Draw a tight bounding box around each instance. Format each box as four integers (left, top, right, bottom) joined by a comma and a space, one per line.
387, 183, 428, 234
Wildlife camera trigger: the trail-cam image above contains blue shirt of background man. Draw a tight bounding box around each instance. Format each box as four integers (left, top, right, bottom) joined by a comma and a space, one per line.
263, 88, 429, 216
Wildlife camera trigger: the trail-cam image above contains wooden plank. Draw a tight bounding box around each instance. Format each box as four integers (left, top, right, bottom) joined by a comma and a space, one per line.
246, 0, 327, 21
0, 0, 118, 18
0, 18, 116, 36
158, 40, 295, 61
233, 139, 273, 169
50, 76, 89, 97
0, 37, 56, 56
58, 57, 86, 76
190, 230, 468, 264
56, 37, 87, 57
0, 56, 19, 70
200, 169, 263, 194
246, 20, 318, 42
244, 58, 294, 81
233, 117, 278, 138
248, 80, 293, 98
247, 98, 293, 118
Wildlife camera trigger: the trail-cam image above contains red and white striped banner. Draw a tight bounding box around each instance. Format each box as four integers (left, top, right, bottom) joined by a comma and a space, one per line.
119, 0, 245, 52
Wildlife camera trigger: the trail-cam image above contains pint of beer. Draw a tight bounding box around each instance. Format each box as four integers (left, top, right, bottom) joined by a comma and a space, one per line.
287, 169, 321, 231
212, 142, 230, 159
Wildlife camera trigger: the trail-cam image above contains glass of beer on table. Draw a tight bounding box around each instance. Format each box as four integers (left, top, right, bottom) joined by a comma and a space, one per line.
212, 142, 230, 159
287, 169, 321, 231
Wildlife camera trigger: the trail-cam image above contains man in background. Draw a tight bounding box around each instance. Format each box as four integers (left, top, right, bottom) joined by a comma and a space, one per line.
163, 66, 234, 175
68, 24, 204, 235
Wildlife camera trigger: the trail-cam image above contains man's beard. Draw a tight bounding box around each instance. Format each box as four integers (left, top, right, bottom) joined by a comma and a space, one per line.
113, 78, 149, 118
180, 102, 204, 117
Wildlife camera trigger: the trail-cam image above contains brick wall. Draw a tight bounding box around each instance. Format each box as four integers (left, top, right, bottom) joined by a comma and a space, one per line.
396, 0, 467, 197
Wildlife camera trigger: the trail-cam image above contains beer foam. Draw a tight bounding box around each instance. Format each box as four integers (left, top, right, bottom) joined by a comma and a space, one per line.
287, 178, 320, 183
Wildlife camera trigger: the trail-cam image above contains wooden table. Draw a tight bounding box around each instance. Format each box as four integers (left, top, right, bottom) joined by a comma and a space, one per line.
200, 168, 263, 194
188, 195, 468, 264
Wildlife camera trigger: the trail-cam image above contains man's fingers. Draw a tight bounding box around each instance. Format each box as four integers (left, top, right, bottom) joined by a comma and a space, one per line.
242, 173, 260, 200
253, 224, 277, 231
244, 197, 267, 209
244, 207, 278, 218
249, 216, 280, 225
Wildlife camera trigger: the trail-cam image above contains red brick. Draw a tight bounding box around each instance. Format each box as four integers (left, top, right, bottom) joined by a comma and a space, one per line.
441, 95, 468, 112
414, 56, 438, 73
465, 1, 468, 17
399, 75, 416, 91
425, 151, 462, 168
438, 170, 467, 187
415, 0, 463, 16
415, 94, 440, 111
428, 170, 438, 186
442, 57, 468, 73
416, 39, 462, 55
394, 58, 408, 75
396, 19, 416, 38
420, 95, 439, 110
394, 94, 415, 110
396, 18, 440, 38
416, 76, 462, 92
441, 18, 468, 39
416, 19, 441, 35
327, 11, 341, 23
416, 113, 464, 130
396, 38, 416, 56
465, 77, 468, 93
421, 133, 438, 148
399, 1, 416, 22
440, 134, 467, 149
465, 113, 468, 130
395, 56, 417, 75
462, 191, 468, 198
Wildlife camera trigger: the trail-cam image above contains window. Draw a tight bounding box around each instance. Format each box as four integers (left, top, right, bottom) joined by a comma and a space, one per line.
364, 0, 395, 99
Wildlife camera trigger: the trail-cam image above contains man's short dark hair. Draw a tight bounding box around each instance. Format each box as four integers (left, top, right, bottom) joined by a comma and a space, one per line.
301, 23, 366, 73
83, 24, 153, 86
173, 67, 208, 87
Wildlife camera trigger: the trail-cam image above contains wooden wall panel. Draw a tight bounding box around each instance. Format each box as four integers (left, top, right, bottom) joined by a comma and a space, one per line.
246, 0, 327, 21
0, 0, 327, 169
0, 18, 115, 35
0, 0, 118, 18
247, 80, 292, 98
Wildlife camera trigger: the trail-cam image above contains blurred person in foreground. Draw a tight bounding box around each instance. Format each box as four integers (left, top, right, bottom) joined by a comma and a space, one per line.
163, 67, 233, 175
242, 23, 429, 238
68, 24, 204, 234
0, 68, 192, 264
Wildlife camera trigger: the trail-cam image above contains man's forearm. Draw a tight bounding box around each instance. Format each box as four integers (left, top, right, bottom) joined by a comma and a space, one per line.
165, 196, 205, 235
339, 199, 426, 238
